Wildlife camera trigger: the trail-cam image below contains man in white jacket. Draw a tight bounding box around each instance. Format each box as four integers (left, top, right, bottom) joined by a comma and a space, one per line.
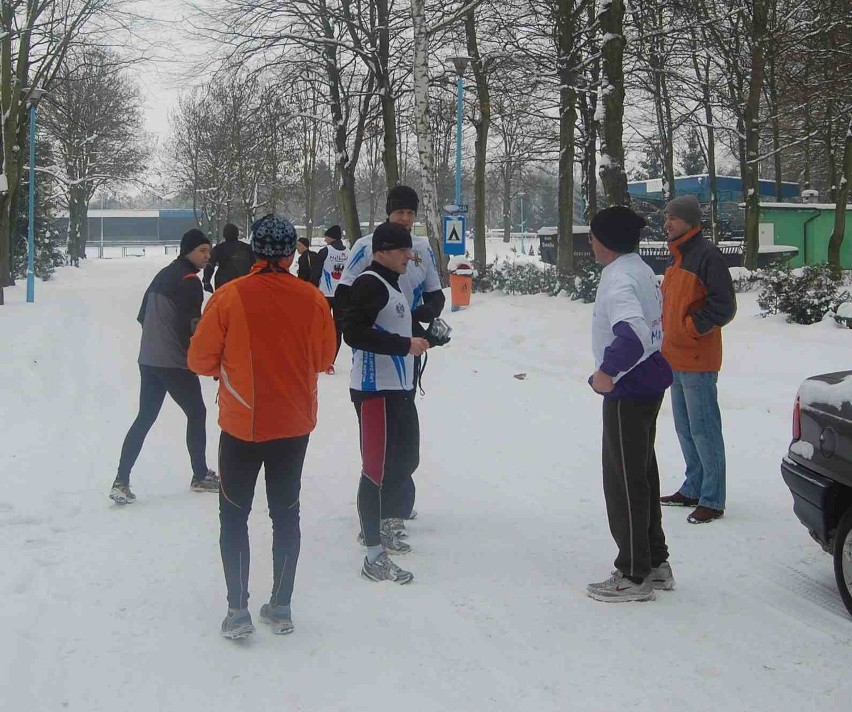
585, 206, 675, 603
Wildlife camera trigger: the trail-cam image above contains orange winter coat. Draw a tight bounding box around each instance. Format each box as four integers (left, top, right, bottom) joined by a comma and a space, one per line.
188, 262, 337, 442
661, 227, 737, 372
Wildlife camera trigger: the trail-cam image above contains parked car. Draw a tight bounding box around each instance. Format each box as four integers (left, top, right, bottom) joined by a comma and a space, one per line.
781, 371, 852, 617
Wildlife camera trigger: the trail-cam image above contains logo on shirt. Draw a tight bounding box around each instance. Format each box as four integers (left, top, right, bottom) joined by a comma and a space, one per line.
412, 251, 422, 266
396, 302, 406, 318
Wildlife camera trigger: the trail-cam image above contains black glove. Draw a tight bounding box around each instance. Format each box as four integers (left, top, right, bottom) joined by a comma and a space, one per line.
425, 318, 452, 347
412, 303, 436, 323
203, 282, 214, 294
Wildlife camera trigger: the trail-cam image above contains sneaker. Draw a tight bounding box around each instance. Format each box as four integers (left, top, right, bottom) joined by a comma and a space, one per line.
382, 517, 407, 539
587, 571, 656, 602
109, 480, 136, 505
191, 469, 219, 493
660, 491, 699, 507
259, 603, 294, 635
361, 552, 414, 584
356, 527, 411, 555
688, 506, 724, 524
220, 608, 255, 639
649, 562, 676, 590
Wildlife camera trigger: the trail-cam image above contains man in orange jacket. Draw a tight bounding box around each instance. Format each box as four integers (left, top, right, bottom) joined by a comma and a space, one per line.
188, 214, 336, 640
659, 195, 736, 525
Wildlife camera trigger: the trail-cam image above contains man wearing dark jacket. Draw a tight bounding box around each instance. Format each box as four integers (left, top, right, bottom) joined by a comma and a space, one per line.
336, 186, 446, 526
658, 195, 737, 524
342, 222, 430, 585
203, 223, 255, 292
296, 237, 317, 283
109, 229, 219, 504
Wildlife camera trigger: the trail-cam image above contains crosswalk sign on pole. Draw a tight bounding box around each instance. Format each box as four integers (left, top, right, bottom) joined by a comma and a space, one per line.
443, 215, 466, 256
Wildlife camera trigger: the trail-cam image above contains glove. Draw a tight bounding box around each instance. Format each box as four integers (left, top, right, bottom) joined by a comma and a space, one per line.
203, 282, 214, 294
412, 303, 436, 323
425, 318, 452, 347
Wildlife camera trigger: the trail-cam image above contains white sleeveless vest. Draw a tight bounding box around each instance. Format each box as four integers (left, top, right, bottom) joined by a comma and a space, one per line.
350, 271, 414, 393
320, 244, 351, 297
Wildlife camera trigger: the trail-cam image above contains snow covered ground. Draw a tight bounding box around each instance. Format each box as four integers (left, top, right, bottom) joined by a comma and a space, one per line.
1, 254, 851, 712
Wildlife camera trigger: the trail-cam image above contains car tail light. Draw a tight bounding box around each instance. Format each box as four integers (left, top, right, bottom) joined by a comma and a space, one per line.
792, 395, 801, 440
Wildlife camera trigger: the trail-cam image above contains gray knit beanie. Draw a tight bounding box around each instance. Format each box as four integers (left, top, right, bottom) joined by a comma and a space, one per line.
664, 195, 702, 228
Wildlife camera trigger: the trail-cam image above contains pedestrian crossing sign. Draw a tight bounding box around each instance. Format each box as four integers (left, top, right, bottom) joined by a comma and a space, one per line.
443, 215, 466, 256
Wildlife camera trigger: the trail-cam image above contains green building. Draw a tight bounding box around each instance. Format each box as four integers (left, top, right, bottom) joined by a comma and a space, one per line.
756, 203, 852, 268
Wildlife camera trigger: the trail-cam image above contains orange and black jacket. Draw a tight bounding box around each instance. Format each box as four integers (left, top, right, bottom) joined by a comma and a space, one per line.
188, 261, 337, 442
661, 228, 736, 372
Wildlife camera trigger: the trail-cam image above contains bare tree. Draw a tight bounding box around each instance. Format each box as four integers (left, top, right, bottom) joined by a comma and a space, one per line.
0, 0, 127, 304
41, 47, 148, 265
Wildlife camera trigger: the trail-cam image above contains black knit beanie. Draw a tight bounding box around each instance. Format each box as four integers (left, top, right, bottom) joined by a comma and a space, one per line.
180, 228, 211, 256
386, 185, 419, 215
373, 221, 413, 252
324, 225, 342, 241
590, 206, 646, 253
223, 223, 239, 241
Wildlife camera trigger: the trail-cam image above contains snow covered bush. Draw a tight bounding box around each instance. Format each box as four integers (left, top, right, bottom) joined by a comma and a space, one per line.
571, 260, 602, 303
473, 256, 576, 297
729, 267, 759, 293
759, 263, 849, 325
756, 264, 791, 316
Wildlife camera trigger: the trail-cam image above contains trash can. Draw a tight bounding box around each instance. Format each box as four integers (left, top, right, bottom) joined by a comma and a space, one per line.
448, 258, 474, 312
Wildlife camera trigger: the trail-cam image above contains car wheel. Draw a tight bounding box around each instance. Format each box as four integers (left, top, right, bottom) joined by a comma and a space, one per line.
833, 506, 852, 618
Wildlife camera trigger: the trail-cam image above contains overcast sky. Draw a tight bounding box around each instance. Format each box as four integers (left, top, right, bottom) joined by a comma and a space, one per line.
132, 0, 213, 141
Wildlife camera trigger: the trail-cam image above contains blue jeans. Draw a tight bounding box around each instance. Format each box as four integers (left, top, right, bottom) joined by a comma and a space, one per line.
670, 371, 726, 510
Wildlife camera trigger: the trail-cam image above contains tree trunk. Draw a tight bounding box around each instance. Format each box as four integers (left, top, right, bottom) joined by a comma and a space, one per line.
768, 54, 783, 201
598, 0, 628, 207
466, 10, 489, 273
827, 117, 851, 271
556, 0, 577, 273
376, 0, 399, 189
67, 187, 85, 267
410, 0, 448, 284
580, 1, 599, 223
703, 67, 719, 243
339, 168, 360, 247
742, 3, 767, 270
502, 167, 511, 243
321, 0, 362, 245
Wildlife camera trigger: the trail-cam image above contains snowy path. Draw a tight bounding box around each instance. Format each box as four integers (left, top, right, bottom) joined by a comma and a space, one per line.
1, 256, 850, 711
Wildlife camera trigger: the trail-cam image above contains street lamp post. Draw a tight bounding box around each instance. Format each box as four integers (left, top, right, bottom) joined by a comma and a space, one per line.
24, 88, 48, 303
449, 56, 470, 208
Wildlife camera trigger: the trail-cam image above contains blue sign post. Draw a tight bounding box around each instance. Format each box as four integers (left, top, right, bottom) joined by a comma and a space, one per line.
443, 215, 466, 256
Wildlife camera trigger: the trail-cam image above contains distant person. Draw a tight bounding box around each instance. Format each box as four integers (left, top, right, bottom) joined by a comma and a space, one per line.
203, 223, 255, 292
659, 195, 736, 525
311, 225, 350, 373
585, 206, 674, 602
295, 237, 317, 283
109, 229, 219, 504
189, 214, 337, 640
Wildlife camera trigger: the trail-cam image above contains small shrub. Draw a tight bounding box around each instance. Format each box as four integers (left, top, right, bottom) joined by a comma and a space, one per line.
572, 260, 602, 303
778, 263, 849, 325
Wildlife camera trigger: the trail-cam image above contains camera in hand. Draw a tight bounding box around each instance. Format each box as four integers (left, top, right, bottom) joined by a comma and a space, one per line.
425, 318, 452, 347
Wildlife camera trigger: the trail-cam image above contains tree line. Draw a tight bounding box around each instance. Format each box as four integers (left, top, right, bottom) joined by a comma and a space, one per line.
1, 0, 849, 305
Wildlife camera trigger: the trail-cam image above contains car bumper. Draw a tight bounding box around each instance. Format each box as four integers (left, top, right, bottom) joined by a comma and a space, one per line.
781, 456, 835, 551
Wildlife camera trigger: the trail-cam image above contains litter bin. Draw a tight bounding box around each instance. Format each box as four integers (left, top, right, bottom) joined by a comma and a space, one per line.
448, 258, 474, 312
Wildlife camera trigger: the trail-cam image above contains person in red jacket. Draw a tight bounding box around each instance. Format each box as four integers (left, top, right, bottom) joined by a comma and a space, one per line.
188, 214, 336, 640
